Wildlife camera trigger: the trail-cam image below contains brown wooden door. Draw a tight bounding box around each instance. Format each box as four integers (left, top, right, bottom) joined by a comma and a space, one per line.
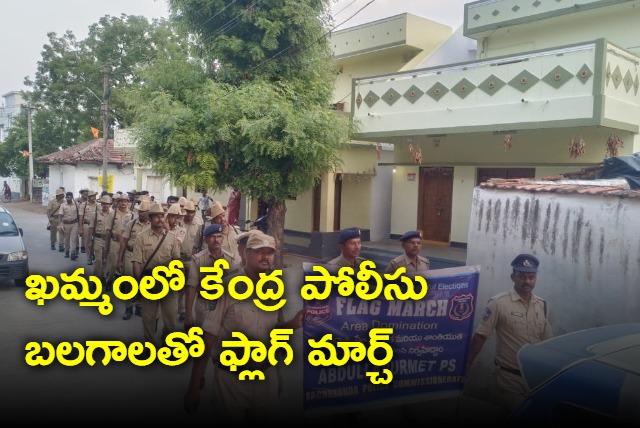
418, 167, 454, 243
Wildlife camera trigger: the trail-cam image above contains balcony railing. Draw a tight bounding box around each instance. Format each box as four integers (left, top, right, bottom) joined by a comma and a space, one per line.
352, 39, 640, 138
464, 0, 632, 38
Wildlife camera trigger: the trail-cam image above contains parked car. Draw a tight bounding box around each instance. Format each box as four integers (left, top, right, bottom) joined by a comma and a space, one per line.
508, 323, 640, 425
0, 205, 29, 286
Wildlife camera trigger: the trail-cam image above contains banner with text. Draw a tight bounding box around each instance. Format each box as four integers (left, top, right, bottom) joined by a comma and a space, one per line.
302, 263, 480, 416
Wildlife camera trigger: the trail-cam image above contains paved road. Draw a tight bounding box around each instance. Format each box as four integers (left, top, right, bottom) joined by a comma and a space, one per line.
0, 202, 503, 424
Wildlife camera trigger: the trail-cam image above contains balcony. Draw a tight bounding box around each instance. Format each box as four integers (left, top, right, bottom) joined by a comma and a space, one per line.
330, 13, 451, 64
352, 39, 640, 140
464, 0, 634, 39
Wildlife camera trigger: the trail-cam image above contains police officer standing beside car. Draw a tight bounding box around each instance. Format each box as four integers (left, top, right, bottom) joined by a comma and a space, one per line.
466, 254, 553, 413
47, 188, 65, 251
57, 191, 80, 260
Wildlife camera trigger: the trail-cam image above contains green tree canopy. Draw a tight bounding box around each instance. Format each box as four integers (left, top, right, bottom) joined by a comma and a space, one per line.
129, 0, 354, 265
0, 15, 191, 177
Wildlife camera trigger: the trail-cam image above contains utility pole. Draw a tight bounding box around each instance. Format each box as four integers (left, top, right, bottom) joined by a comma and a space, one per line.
26, 104, 34, 203
101, 65, 111, 192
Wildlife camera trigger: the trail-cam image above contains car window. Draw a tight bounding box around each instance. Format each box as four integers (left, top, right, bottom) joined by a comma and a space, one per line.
0, 212, 19, 236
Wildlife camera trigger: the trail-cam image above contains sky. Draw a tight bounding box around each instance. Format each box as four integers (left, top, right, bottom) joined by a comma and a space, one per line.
0, 0, 467, 99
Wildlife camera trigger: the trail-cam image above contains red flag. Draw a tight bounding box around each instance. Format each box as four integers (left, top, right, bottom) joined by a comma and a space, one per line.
91, 126, 100, 138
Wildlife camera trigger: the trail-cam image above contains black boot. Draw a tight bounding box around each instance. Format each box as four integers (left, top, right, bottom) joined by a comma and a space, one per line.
70, 251, 77, 261
123, 307, 133, 320
134, 305, 142, 317
81, 247, 86, 253
51, 243, 55, 250
59, 245, 64, 252
64, 251, 70, 258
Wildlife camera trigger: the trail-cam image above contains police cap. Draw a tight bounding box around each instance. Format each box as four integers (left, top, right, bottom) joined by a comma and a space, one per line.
338, 227, 361, 244
399, 230, 422, 242
511, 254, 539, 273
203, 224, 223, 237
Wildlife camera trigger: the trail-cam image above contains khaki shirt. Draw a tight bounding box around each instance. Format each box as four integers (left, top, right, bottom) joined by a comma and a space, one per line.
91, 210, 111, 237
106, 209, 133, 241
384, 253, 430, 274
170, 224, 187, 245
327, 254, 367, 269
221, 225, 241, 259
202, 268, 279, 360
58, 201, 79, 223
131, 228, 180, 272
47, 198, 63, 220
79, 202, 98, 226
122, 219, 150, 250
475, 289, 553, 370
187, 248, 240, 290
180, 222, 201, 260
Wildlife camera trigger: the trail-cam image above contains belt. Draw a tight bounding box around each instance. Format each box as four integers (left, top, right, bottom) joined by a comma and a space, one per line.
217, 361, 272, 372
62, 219, 78, 224
126, 245, 134, 252
498, 366, 521, 376
84, 221, 90, 225
180, 253, 191, 261
94, 232, 103, 239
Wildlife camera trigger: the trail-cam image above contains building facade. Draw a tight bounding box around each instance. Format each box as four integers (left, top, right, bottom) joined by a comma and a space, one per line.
344, 0, 640, 247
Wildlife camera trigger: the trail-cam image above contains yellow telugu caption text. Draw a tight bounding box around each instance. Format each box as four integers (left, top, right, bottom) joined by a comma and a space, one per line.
24, 327, 205, 367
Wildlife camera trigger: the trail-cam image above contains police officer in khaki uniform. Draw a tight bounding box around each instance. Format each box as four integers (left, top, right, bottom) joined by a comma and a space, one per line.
74, 188, 89, 252
57, 191, 80, 260
235, 229, 264, 266
78, 191, 98, 257
184, 223, 240, 331
204, 201, 240, 259
47, 188, 65, 251
118, 199, 151, 320
177, 200, 202, 322
89, 195, 112, 281
384, 230, 430, 274
132, 203, 181, 345
165, 203, 187, 321
467, 254, 553, 413
104, 193, 133, 290
183, 233, 304, 422
327, 227, 367, 269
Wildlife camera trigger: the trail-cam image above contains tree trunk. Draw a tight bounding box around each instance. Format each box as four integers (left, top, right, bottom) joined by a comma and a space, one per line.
266, 200, 286, 269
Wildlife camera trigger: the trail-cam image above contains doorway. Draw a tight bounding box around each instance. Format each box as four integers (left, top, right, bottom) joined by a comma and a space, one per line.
418, 167, 454, 244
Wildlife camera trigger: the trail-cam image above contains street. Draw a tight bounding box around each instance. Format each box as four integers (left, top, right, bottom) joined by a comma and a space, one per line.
0, 201, 502, 424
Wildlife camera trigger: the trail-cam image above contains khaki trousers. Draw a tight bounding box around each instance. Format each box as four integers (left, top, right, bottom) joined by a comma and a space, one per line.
106, 239, 120, 282
63, 223, 79, 253
92, 238, 106, 279
81, 223, 91, 250
140, 293, 178, 345
178, 260, 191, 315
123, 249, 138, 309
49, 218, 62, 245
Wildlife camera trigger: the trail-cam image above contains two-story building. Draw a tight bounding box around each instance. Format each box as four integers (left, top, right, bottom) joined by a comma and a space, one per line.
312, 0, 640, 249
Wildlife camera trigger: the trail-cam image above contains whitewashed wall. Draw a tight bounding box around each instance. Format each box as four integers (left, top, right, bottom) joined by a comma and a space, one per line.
465, 185, 640, 392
